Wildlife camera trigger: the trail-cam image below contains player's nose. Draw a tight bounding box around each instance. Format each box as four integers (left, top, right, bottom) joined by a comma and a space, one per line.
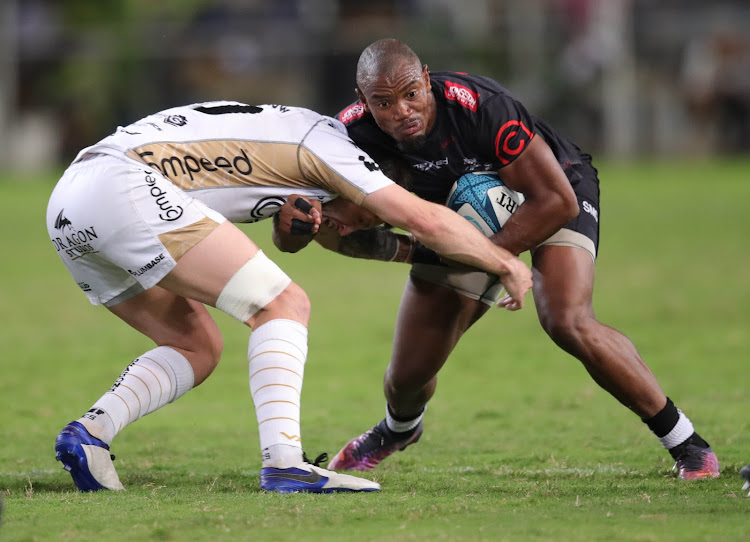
394, 100, 411, 119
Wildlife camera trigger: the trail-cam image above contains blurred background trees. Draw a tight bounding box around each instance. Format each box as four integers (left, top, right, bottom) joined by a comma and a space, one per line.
1, 0, 748, 170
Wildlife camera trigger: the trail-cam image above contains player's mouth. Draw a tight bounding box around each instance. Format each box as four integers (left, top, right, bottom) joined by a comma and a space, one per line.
399, 119, 423, 137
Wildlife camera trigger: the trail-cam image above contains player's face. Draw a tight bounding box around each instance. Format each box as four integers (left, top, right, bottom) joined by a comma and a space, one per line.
358, 61, 436, 152
321, 197, 382, 237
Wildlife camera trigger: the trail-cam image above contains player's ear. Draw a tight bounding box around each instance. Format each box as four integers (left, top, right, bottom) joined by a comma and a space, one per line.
422, 65, 431, 90
355, 88, 369, 112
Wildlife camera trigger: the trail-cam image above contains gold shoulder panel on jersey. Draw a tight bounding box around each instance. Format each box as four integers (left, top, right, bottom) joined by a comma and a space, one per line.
126, 140, 321, 192
297, 146, 368, 205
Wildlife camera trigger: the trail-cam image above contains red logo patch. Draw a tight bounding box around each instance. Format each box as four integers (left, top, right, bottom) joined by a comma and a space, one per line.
444, 81, 479, 112
494, 120, 534, 165
339, 103, 366, 124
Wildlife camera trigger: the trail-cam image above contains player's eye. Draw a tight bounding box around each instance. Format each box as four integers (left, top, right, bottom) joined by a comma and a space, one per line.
407, 90, 417, 98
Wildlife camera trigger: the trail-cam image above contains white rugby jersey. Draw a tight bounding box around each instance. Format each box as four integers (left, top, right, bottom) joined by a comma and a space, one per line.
77, 101, 393, 223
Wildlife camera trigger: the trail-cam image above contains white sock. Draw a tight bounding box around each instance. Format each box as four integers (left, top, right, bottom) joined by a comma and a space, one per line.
386, 404, 425, 433
658, 410, 695, 450
78, 346, 195, 445
248, 319, 308, 468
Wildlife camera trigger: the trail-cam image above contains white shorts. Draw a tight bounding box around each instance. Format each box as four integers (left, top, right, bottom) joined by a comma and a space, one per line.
46, 154, 226, 306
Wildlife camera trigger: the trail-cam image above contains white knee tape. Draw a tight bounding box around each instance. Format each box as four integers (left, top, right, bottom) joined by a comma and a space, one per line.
216, 250, 292, 323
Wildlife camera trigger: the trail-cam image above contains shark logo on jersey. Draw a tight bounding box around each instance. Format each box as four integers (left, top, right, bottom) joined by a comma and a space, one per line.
54, 209, 73, 232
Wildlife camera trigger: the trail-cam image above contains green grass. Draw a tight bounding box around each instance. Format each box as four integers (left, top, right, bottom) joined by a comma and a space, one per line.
1, 158, 749, 541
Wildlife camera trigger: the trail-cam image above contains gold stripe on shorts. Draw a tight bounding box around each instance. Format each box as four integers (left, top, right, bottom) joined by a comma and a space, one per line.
158, 216, 221, 261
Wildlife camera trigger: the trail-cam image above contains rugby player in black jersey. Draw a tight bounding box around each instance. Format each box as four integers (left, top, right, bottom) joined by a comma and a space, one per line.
276, 39, 719, 479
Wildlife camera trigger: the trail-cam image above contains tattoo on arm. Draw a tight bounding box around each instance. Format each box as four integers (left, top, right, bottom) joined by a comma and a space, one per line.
335, 227, 413, 262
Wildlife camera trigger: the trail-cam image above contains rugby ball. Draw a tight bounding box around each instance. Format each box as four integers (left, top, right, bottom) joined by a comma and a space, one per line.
446, 171, 524, 237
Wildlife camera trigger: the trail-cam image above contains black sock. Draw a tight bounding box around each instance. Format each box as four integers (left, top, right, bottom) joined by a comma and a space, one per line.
644, 397, 679, 437
643, 397, 709, 459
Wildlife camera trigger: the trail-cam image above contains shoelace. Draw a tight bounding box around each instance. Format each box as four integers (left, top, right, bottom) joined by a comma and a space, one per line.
302, 452, 329, 467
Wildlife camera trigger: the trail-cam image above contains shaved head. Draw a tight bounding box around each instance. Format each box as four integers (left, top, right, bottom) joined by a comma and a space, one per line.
353, 39, 436, 151
356, 39, 422, 91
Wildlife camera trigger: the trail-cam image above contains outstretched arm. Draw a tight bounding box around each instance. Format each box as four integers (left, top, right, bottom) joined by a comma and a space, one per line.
315, 226, 415, 263
362, 184, 532, 309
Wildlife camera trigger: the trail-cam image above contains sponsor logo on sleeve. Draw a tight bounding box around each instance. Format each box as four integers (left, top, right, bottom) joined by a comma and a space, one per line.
444, 81, 479, 112
339, 103, 366, 124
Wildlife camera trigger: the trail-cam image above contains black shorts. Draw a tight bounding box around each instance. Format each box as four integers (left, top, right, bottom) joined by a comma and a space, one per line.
563, 159, 600, 258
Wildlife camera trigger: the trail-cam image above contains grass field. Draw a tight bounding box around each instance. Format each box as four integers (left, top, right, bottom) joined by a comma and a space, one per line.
1, 159, 749, 541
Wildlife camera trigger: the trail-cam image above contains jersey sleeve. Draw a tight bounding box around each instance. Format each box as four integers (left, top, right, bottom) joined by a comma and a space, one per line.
297, 119, 393, 205
476, 93, 536, 167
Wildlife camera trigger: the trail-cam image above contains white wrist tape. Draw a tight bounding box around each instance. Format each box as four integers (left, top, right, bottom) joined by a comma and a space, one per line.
216, 250, 292, 323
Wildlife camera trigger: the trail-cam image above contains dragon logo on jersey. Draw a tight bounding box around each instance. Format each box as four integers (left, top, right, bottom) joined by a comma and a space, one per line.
494, 120, 533, 165
444, 81, 479, 112
339, 103, 366, 124
54, 209, 73, 232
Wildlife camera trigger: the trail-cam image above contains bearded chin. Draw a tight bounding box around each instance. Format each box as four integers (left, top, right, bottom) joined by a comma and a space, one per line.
397, 134, 427, 153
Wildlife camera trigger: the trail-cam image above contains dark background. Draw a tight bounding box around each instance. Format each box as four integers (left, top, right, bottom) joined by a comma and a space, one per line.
1, 0, 748, 170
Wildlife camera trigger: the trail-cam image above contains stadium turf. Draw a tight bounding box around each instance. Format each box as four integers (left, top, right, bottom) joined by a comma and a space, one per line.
1, 158, 749, 541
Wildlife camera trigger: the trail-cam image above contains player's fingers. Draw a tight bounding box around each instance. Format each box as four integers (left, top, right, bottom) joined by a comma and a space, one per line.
294, 197, 313, 213
290, 218, 315, 235
496, 293, 513, 308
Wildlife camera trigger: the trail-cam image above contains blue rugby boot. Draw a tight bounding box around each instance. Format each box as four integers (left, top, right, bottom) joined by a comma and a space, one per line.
260, 453, 380, 493
55, 421, 125, 492
740, 465, 750, 496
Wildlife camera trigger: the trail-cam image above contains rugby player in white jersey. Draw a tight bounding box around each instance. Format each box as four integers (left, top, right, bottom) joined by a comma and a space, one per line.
47, 101, 532, 493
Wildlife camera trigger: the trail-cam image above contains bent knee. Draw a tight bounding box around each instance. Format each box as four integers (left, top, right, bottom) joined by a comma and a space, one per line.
262, 282, 311, 323
539, 307, 594, 346
216, 250, 293, 324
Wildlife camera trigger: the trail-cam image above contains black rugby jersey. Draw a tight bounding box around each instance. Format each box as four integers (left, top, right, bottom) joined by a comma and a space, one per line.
337, 72, 595, 205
